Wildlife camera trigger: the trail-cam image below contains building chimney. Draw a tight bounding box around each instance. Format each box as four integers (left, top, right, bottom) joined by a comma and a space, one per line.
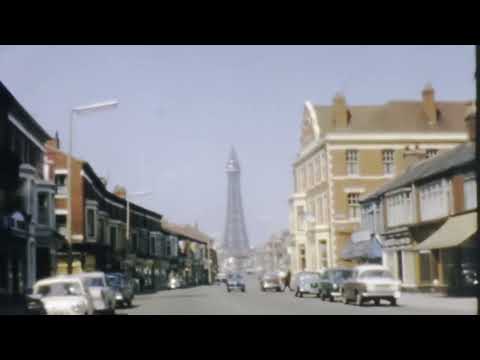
422, 83, 438, 126
465, 102, 476, 142
332, 92, 350, 128
113, 185, 126, 199
100, 177, 108, 188
403, 144, 426, 168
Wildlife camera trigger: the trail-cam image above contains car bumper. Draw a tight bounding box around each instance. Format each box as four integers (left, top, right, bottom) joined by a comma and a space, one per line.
299, 289, 320, 294
263, 283, 281, 289
362, 291, 401, 299
93, 300, 109, 311
330, 291, 342, 297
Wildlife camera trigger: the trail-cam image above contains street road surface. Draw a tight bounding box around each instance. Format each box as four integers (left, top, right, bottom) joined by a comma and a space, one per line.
117, 276, 475, 315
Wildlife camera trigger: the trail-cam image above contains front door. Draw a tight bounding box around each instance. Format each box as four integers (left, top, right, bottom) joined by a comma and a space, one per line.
397, 251, 403, 281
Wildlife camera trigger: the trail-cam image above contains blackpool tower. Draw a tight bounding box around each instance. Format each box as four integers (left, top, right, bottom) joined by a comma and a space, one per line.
222, 147, 250, 259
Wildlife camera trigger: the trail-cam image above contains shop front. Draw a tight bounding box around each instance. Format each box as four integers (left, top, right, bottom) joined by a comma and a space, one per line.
0, 229, 28, 303
381, 227, 418, 289
413, 211, 477, 296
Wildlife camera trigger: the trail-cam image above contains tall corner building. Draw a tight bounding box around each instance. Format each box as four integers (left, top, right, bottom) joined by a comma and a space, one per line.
288, 85, 470, 273
222, 147, 250, 259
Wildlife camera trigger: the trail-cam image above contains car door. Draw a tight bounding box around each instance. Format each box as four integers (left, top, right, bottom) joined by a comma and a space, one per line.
82, 283, 95, 315
344, 271, 356, 300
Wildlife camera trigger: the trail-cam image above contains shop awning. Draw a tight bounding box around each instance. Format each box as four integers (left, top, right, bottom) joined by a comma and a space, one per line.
341, 235, 383, 261
415, 211, 477, 251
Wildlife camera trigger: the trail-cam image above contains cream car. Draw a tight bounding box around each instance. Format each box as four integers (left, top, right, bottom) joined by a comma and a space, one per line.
79, 272, 116, 314
342, 265, 401, 306
32, 276, 95, 315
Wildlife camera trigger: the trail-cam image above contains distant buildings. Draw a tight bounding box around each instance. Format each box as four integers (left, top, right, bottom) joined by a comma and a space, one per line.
289, 85, 470, 274
254, 230, 292, 274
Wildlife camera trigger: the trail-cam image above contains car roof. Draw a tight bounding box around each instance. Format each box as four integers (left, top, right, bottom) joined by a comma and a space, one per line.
34, 275, 83, 287
355, 265, 388, 272
296, 272, 321, 277
78, 272, 105, 278
326, 268, 353, 272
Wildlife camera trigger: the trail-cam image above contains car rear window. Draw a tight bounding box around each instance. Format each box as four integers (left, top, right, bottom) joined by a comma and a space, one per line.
359, 270, 393, 279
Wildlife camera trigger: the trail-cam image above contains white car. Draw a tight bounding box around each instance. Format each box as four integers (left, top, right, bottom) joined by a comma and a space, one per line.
32, 276, 95, 315
342, 265, 401, 306
79, 272, 116, 314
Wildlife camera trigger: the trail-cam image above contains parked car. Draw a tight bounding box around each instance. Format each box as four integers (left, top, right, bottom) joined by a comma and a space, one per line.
318, 268, 353, 302
25, 292, 47, 315
260, 272, 284, 292
31, 275, 95, 315
168, 276, 184, 290
226, 272, 246, 292
215, 273, 227, 285
292, 272, 322, 298
342, 265, 401, 306
79, 272, 116, 314
106, 273, 135, 308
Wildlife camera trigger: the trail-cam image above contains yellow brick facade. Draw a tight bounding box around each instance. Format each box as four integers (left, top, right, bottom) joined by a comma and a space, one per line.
289, 90, 469, 274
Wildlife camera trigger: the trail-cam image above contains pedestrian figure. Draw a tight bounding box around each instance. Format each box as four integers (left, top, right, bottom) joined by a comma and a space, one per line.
284, 270, 292, 291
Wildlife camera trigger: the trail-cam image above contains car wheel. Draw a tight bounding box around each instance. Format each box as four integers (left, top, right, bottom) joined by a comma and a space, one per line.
276, 287, 281, 292
242, 287, 246, 293
390, 298, 397, 306
374, 299, 381, 306
329, 295, 335, 302
299, 291, 303, 298
342, 291, 349, 305
355, 291, 363, 306
227, 287, 231, 292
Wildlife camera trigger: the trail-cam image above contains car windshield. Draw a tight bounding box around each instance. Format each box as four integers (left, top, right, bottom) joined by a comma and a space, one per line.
301, 274, 320, 282
229, 274, 243, 280
35, 282, 82, 297
359, 270, 393, 279
106, 276, 122, 288
85, 277, 105, 287
332, 270, 352, 281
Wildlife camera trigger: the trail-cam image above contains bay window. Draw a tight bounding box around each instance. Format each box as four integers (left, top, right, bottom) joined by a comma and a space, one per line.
464, 174, 477, 211
386, 191, 412, 227
419, 181, 448, 221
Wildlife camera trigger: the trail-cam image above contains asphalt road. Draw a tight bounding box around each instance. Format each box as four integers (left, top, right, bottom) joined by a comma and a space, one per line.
116, 276, 476, 315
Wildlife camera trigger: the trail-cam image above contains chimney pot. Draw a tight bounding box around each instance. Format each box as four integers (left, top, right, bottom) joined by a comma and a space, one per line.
332, 92, 349, 128
465, 102, 476, 142
422, 83, 437, 126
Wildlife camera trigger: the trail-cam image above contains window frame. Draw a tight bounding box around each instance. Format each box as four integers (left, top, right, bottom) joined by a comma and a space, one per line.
347, 193, 360, 220
346, 150, 359, 176
382, 150, 395, 175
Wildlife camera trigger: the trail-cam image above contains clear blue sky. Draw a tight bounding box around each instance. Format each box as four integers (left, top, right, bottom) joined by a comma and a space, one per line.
0, 45, 475, 246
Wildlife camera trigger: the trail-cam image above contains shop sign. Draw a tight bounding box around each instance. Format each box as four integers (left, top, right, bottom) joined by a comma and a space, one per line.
383, 237, 411, 248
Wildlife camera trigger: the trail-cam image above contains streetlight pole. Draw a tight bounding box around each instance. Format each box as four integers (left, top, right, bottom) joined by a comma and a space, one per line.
66, 100, 118, 275
207, 239, 212, 284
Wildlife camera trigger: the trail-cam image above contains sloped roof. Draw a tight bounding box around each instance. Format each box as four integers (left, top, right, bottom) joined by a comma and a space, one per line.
161, 221, 209, 244
313, 101, 469, 134
1, 81, 52, 143
361, 142, 475, 202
